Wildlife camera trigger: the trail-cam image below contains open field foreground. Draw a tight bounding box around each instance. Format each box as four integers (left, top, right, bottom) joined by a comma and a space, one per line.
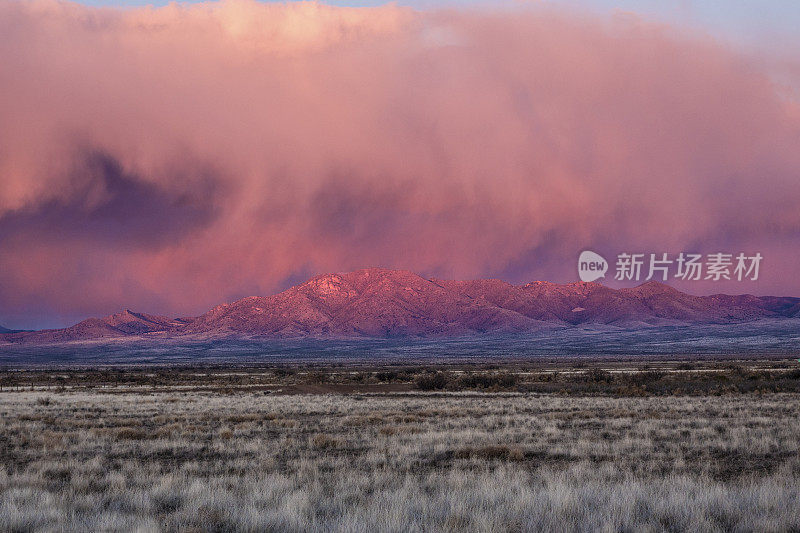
2, 367, 800, 531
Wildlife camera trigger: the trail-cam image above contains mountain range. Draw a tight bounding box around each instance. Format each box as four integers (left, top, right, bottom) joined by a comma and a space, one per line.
2, 268, 799, 344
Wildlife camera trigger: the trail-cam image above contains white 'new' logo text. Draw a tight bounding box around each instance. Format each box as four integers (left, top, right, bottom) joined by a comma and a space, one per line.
578, 251, 608, 282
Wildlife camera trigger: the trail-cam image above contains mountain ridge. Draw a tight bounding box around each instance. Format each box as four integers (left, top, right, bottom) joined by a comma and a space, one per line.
2, 268, 799, 344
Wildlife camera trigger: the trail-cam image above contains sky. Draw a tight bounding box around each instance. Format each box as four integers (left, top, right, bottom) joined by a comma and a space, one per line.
72, 0, 800, 49
1, 0, 799, 329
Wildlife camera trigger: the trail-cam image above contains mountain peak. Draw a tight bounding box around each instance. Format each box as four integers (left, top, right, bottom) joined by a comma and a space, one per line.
565, 281, 604, 288
306, 268, 421, 285
105, 309, 145, 323
623, 280, 682, 297
300, 268, 429, 298
98, 309, 176, 332
304, 273, 351, 296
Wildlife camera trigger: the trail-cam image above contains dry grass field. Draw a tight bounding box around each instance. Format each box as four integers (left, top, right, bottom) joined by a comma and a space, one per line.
1, 363, 800, 531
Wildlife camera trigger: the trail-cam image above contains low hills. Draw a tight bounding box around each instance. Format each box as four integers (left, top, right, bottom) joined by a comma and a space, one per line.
2, 268, 798, 343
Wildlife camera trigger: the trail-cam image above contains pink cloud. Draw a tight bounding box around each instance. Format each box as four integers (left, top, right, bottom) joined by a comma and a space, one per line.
0, 0, 799, 328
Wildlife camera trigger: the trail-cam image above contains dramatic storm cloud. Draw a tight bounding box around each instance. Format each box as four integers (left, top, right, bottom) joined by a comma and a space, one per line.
1, 0, 799, 328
